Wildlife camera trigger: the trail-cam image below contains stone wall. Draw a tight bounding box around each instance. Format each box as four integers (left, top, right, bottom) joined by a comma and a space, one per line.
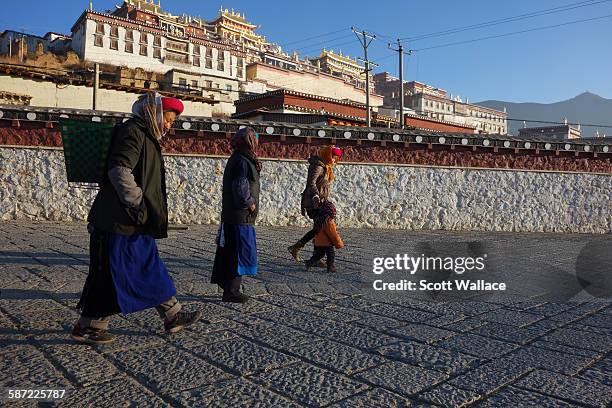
2, 147, 610, 233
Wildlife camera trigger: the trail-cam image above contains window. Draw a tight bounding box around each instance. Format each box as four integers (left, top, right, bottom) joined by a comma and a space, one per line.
206, 47, 213, 58
96, 23, 105, 35
125, 42, 133, 53
217, 60, 225, 71
193, 56, 200, 67
191, 80, 198, 88
140, 33, 148, 44
204, 80, 212, 89
153, 36, 161, 46
153, 47, 161, 58
110, 25, 118, 38
94, 35, 103, 47
110, 38, 118, 50
178, 78, 187, 87
225, 84, 232, 91
140, 44, 147, 56
125, 29, 133, 41
205, 57, 212, 69
193, 45, 200, 55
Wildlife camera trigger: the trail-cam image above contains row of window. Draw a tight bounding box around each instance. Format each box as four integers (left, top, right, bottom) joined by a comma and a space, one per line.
95, 22, 243, 64
176, 78, 234, 91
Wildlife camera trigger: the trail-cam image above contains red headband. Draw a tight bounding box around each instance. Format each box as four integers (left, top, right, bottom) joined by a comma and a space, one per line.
161, 97, 184, 114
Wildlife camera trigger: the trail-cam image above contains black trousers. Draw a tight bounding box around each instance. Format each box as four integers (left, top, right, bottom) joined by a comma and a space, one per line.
306, 246, 335, 269
297, 209, 320, 246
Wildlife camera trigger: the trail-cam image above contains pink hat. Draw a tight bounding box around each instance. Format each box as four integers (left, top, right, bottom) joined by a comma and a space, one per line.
161, 97, 184, 115
331, 147, 343, 157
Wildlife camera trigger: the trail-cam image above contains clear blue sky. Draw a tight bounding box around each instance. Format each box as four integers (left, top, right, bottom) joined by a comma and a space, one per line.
2, 0, 611, 103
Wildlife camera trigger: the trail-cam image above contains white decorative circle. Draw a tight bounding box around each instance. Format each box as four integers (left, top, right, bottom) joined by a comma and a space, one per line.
182, 122, 191, 130
59, 114, 69, 119
545, 143, 551, 150
367, 132, 375, 140
343, 131, 352, 139
26, 112, 36, 120
524, 142, 531, 149
438, 136, 446, 144
317, 130, 326, 137
415, 136, 423, 143
564, 143, 571, 150
0, 111, 4, 119
461, 138, 468, 145
265, 126, 274, 135
503, 140, 511, 148
91, 116, 101, 122
603, 146, 609, 153
393, 134, 400, 142
239, 125, 246, 130
584, 145, 590, 152
483, 139, 490, 146
292, 128, 301, 136
211, 123, 220, 131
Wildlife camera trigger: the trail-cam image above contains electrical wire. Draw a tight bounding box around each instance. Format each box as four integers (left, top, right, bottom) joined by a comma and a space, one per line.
412, 12, 612, 52
399, 0, 612, 42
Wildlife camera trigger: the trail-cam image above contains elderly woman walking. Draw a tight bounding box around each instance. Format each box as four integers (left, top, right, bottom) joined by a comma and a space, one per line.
287, 145, 342, 262
211, 127, 261, 303
71, 92, 201, 345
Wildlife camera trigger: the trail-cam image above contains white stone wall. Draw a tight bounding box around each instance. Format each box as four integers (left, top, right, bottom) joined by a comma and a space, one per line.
1, 147, 610, 233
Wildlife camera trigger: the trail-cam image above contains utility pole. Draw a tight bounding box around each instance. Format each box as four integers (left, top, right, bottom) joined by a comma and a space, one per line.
388, 40, 412, 129
93, 63, 100, 110
352, 27, 376, 127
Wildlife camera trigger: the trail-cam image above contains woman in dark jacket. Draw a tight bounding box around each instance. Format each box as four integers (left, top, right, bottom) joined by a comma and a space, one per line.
287, 145, 342, 262
71, 92, 200, 345
211, 127, 261, 303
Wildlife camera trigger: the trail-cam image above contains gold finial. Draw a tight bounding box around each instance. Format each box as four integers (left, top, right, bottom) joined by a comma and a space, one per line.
89, 0, 93, 11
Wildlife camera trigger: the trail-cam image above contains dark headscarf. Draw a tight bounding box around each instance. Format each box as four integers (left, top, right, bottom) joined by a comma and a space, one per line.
231, 127, 262, 173
314, 200, 337, 233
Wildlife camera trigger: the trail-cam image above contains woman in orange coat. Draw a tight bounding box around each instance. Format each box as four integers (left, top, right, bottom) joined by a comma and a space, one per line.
304, 200, 344, 273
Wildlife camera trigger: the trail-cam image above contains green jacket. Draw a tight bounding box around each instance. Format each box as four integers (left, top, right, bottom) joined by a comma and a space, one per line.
88, 117, 169, 239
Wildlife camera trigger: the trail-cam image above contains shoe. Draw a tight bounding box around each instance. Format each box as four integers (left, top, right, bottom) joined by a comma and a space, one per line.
222, 293, 250, 303
327, 265, 337, 273
164, 310, 202, 334
315, 259, 326, 268
287, 243, 303, 262
71, 324, 115, 345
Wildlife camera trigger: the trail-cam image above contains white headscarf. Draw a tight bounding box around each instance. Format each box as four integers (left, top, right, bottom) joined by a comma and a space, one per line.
131, 92, 164, 141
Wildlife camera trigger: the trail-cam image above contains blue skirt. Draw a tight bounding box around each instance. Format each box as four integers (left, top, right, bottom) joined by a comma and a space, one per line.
108, 233, 176, 314
211, 224, 258, 286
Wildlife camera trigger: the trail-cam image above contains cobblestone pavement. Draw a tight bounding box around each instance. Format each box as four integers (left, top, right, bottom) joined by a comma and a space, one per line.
0, 221, 611, 407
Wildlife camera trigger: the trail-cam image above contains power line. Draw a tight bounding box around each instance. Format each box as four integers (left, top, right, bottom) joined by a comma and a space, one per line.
278, 28, 350, 47
413, 12, 612, 52
400, 0, 612, 42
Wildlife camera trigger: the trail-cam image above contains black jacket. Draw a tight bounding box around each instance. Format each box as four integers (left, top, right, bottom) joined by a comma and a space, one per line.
88, 117, 169, 239
221, 151, 260, 225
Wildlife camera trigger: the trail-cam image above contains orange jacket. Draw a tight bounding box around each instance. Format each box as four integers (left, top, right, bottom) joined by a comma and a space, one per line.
314, 218, 344, 249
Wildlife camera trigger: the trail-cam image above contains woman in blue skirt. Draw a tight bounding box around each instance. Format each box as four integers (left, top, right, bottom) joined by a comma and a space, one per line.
211, 127, 261, 303
71, 93, 201, 345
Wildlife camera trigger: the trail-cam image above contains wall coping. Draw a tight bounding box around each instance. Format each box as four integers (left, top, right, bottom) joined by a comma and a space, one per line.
2, 144, 610, 177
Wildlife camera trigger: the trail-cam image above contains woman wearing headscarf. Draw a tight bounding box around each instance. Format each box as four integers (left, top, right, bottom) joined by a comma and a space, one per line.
211, 126, 262, 303
287, 145, 342, 262
71, 92, 201, 345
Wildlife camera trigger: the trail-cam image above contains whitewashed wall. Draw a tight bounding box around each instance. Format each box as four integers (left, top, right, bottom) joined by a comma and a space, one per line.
1, 147, 610, 233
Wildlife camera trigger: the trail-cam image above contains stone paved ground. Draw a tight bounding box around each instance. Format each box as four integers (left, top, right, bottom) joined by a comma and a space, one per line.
0, 221, 611, 407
